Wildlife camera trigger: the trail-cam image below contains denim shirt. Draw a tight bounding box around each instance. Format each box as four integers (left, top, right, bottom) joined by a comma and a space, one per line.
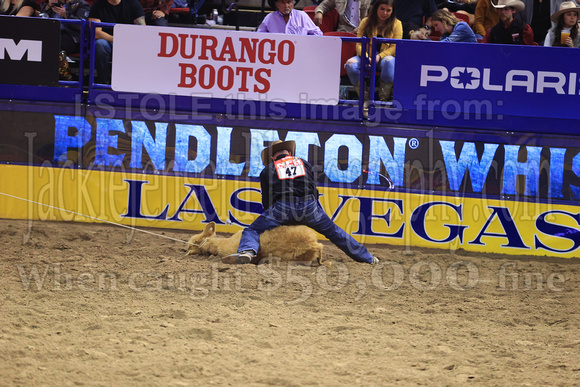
440, 21, 477, 43
257, 10, 323, 36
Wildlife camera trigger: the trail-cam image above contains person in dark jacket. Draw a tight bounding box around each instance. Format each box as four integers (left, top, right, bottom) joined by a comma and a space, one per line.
395, 0, 438, 39
486, 0, 535, 44
40, 0, 90, 55
224, 140, 379, 265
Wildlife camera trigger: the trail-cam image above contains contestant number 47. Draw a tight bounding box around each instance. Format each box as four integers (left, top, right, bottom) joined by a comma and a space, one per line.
275, 157, 306, 180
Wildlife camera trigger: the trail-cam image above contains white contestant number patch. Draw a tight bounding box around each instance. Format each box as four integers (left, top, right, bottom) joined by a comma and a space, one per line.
275, 157, 306, 180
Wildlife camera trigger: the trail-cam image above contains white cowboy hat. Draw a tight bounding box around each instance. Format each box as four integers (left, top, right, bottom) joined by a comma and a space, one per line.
551, 1, 580, 22
492, 0, 525, 12
261, 140, 295, 165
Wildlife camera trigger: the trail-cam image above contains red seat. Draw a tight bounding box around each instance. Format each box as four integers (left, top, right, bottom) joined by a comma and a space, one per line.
170, 7, 190, 14
304, 6, 317, 22
304, 5, 338, 33
324, 31, 357, 77
429, 28, 441, 40
453, 12, 471, 25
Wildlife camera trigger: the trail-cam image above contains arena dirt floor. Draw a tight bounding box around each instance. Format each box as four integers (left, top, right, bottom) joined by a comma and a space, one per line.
1, 218, 579, 386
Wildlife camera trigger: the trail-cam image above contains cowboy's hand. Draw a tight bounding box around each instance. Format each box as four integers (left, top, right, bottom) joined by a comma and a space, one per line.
152, 10, 164, 19
314, 11, 323, 26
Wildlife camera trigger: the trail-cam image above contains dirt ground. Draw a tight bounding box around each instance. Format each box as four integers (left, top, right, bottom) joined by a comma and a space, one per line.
1, 218, 579, 386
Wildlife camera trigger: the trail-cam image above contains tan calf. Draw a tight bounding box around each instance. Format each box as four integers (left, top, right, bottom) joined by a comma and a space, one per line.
186, 222, 324, 264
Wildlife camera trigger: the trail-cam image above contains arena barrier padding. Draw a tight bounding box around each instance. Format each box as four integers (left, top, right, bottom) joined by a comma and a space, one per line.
2, 18, 580, 258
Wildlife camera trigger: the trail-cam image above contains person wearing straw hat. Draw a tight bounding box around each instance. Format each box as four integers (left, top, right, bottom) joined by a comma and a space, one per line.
223, 140, 379, 265
544, 1, 580, 46
520, 0, 572, 44
257, 0, 323, 35
486, 0, 535, 44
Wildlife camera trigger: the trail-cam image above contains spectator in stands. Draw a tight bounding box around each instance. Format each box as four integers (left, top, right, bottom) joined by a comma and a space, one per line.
521, 0, 552, 44
0, 0, 35, 15
313, 0, 372, 33
437, 0, 478, 14
395, 0, 438, 39
486, 0, 534, 43
89, 0, 145, 84
544, 1, 580, 46
345, 0, 402, 101
436, 0, 477, 25
257, 0, 323, 35
40, 0, 90, 55
473, 0, 499, 40
411, 8, 478, 40
138, 0, 172, 26
431, 9, 477, 43
40, 0, 90, 81
432, 8, 478, 40
168, 0, 189, 24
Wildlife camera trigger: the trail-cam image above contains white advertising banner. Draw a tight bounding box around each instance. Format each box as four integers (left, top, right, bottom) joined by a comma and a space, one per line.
111, 25, 342, 105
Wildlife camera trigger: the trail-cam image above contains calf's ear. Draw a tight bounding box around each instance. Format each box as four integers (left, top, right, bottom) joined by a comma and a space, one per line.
203, 221, 216, 236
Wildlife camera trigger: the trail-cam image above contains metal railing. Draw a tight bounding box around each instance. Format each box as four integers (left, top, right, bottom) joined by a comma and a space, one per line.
89, 21, 115, 90
57, 18, 86, 90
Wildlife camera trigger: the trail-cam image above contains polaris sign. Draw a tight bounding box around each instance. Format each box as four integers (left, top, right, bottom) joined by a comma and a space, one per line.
420, 65, 580, 95
395, 40, 580, 121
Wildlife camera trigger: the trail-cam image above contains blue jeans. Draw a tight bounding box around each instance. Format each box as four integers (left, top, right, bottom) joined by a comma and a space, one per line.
146, 12, 167, 26
238, 196, 374, 263
345, 55, 395, 86
94, 39, 112, 84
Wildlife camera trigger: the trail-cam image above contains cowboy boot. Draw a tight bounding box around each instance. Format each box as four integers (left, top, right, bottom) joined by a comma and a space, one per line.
352, 82, 369, 113
378, 81, 394, 101
352, 82, 361, 98
58, 51, 73, 81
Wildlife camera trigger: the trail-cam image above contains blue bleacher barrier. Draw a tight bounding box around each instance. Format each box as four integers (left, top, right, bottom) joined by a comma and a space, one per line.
2, 18, 579, 132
